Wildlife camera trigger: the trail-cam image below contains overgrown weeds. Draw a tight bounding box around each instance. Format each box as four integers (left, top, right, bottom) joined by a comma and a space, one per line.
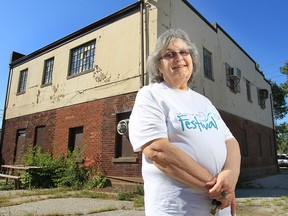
20, 145, 110, 190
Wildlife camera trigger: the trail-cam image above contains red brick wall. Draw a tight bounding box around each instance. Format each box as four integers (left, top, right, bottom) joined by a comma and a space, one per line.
1, 93, 278, 180
219, 110, 278, 180
1, 92, 142, 177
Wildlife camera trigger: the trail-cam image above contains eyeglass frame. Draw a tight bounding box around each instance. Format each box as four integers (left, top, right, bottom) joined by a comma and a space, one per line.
158, 49, 191, 61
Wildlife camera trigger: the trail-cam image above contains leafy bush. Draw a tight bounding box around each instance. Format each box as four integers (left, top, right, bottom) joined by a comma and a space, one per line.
21, 145, 89, 189
84, 171, 111, 190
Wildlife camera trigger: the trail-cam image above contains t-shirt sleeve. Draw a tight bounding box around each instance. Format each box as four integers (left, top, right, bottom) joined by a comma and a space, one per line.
129, 87, 168, 152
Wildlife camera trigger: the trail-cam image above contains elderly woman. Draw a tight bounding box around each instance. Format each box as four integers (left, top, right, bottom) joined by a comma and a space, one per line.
129, 29, 241, 216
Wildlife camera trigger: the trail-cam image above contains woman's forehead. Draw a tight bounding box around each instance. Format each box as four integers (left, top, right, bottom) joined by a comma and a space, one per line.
163, 38, 188, 50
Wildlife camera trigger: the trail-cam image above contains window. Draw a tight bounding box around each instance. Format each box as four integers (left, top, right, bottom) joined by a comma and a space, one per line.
268, 135, 273, 157
257, 88, 268, 109
240, 129, 248, 157
257, 133, 262, 157
42, 58, 54, 85
203, 48, 213, 80
18, 69, 28, 93
69, 40, 96, 76
225, 63, 240, 93
114, 112, 135, 162
35, 126, 46, 150
68, 127, 83, 152
246, 79, 252, 102
14, 129, 27, 164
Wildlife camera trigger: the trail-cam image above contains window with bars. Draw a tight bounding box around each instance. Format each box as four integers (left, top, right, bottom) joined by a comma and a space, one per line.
203, 48, 213, 80
69, 40, 96, 76
42, 58, 54, 85
18, 69, 28, 93
246, 79, 252, 102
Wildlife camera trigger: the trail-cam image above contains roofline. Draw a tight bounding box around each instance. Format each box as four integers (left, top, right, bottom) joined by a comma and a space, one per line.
181, 0, 271, 86
10, 1, 141, 68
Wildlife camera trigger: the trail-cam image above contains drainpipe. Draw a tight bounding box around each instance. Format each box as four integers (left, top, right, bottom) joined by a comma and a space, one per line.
140, 0, 145, 87
270, 93, 279, 172
0, 61, 13, 164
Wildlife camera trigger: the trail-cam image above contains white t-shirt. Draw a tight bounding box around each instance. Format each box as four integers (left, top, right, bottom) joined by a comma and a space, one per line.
129, 82, 234, 216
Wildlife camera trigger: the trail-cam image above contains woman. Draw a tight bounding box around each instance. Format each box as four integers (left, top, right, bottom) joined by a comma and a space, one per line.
129, 29, 241, 215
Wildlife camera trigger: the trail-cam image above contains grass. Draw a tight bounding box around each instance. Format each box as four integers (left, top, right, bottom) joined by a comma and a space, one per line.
1, 180, 288, 215
237, 196, 288, 216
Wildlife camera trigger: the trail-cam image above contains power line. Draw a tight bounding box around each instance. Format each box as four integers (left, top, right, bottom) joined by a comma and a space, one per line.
261, 59, 288, 69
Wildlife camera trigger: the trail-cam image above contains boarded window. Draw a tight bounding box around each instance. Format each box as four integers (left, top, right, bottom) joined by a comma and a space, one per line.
14, 129, 27, 164
115, 112, 134, 158
68, 127, 83, 152
240, 129, 248, 157
35, 126, 46, 150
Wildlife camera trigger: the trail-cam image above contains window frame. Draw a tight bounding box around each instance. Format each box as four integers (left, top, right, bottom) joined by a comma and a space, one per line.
257, 88, 267, 109
68, 40, 96, 77
17, 69, 28, 94
113, 111, 137, 163
42, 57, 54, 86
203, 48, 213, 80
246, 79, 252, 102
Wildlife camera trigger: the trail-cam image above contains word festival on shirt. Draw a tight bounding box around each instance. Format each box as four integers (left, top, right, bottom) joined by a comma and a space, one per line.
177, 113, 220, 132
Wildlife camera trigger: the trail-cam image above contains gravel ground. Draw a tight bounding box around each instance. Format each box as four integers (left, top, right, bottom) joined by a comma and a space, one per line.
0, 169, 287, 216
0, 197, 145, 216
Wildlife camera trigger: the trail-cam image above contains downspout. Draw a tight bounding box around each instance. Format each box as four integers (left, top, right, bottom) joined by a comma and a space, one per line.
0, 62, 13, 164
140, 0, 145, 87
270, 93, 279, 172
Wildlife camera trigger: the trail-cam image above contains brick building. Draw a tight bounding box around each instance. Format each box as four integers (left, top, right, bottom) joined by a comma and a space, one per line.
0, 0, 278, 180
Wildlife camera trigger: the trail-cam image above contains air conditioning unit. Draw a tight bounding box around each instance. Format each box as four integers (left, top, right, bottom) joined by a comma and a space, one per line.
259, 89, 269, 99
229, 68, 241, 80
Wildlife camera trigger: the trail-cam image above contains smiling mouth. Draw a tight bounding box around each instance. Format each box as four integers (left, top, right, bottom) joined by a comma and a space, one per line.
172, 65, 186, 70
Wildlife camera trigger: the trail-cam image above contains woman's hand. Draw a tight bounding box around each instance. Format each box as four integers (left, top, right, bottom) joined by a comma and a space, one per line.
207, 169, 238, 198
217, 192, 236, 215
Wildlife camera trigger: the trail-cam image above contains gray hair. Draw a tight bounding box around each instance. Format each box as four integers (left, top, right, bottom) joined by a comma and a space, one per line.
146, 28, 200, 84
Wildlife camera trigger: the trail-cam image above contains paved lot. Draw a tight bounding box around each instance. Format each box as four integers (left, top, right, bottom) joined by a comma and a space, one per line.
0, 169, 287, 215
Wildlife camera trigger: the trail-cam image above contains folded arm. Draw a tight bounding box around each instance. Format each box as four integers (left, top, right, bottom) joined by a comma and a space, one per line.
142, 138, 214, 190
207, 138, 241, 212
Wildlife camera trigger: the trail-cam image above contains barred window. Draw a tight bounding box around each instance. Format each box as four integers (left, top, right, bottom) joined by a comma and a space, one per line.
246, 79, 252, 102
203, 48, 213, 80
18, 69, 28, 93
42, 58, 54, 85
69, 40, 96, 76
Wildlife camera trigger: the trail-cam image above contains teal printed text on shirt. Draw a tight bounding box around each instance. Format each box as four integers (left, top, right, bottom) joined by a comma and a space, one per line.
177, 113, 220, 132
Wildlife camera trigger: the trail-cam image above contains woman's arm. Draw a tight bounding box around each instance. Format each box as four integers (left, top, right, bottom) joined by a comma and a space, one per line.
207, 138, 241, 212
142, 138, 214, 190
208, 138, 241, 195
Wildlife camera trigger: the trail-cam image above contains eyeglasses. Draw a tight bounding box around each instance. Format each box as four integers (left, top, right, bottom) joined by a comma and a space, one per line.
159, 49, 190, 60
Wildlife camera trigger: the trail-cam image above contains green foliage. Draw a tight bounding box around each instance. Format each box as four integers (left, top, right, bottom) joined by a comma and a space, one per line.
84, 171, 111, 190
270, 80, 288, 120
116, 184, 144, 202
21, 145, 90, 189
53, 151, 87, 189
276, 122, 288, 153
21, 145, 58, 188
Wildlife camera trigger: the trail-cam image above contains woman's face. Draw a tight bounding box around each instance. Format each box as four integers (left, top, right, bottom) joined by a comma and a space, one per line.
158, 38, 193, 90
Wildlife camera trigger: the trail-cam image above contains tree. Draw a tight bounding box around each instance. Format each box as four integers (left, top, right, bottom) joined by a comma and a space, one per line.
276, 123, 288, 153
270, 81, 288, 120
280, 61, 288, 94
272, 60, 288, 153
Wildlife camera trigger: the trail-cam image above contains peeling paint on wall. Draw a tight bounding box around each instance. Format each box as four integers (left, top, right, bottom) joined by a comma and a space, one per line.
93, 65, 111, 83
50, 84, 65, 103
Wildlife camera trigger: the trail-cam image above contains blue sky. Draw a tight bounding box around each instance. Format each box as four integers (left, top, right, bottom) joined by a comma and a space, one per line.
0, 0, 287, 126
